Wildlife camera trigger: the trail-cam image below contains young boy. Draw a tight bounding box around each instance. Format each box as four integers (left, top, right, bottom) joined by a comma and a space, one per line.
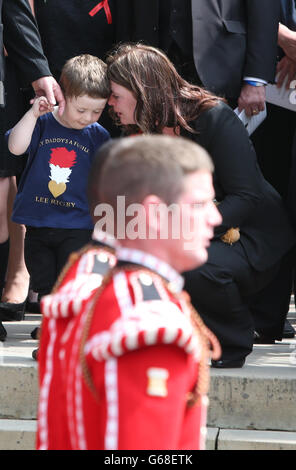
6, 54, 110, 303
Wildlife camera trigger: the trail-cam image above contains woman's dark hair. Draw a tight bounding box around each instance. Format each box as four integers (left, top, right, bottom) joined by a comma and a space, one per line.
107, 43, 223, 135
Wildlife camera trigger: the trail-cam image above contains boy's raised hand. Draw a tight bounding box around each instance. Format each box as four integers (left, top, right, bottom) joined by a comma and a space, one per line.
32, 96, 53, 118
31, 76, 65, 115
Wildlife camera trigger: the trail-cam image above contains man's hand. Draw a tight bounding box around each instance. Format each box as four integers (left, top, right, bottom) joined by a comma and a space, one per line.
238, 84, 266, 117
278, 23, 296, 62
276, 56, 296, 89
31, 76, 65, 115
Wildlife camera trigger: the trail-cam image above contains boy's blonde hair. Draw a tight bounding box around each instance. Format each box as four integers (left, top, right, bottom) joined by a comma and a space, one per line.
59, 54, 110, 99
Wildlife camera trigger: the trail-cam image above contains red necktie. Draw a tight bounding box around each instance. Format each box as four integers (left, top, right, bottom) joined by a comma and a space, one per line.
89, 1, 112, 24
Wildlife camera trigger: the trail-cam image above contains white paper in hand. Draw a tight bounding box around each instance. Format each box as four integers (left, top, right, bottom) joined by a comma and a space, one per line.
234, 106, 267, 135
266, 75, 296, 112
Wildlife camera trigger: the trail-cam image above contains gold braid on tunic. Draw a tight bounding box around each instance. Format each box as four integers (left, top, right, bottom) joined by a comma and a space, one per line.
78, 264, 221, 407
38, 243, 115, 352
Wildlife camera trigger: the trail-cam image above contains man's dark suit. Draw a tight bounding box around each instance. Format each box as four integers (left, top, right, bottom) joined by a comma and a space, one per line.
129, 0, 281, 99
191, 0, 280, 98
0, 0, 51, 102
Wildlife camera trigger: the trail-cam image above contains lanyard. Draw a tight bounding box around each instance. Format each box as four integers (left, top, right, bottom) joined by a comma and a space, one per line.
89, 0, 112, 24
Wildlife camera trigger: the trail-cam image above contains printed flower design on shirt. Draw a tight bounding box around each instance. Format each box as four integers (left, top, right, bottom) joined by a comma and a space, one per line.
48, 147, 77, 198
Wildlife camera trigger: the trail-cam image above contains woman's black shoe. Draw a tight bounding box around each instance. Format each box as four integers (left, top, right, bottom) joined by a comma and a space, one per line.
0, 322, 7, 341
282, 319, 295, 339
253, 331, 275, 344
0, 301, 26, 321
211, 358, 246, 369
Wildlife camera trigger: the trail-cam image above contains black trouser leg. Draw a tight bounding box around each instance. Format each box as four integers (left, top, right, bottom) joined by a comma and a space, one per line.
183, 240, 279, 361
25, 227, 92, 296
251, 104, 296, 200
56, 229, 92, 275
185, 269, 254, 361
248, 252, 294, 339
24, 228, 57, 296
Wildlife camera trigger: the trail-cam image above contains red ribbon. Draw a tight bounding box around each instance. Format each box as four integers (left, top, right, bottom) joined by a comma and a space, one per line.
89, 1, 112, 24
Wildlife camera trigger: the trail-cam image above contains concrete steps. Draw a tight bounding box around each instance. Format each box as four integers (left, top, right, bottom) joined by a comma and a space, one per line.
208, 310, 296, 434
0, 314, 39, 421
0, 421, 295, 450
0, 419, 36, 450
207, 428, 296, 450
0, 306, 295, 450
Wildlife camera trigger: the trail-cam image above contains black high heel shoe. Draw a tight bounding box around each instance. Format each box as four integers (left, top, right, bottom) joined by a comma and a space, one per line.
0, 301, 26, 321
32, 348, 39, 361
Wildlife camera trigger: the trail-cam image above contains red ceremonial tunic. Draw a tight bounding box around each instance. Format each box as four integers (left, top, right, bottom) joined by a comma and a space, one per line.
37, 247, 211, 450
36, 236, 116, 450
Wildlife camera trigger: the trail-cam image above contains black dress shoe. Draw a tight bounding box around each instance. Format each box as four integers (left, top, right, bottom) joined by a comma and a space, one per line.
0, 322, 7, 342
31, 327, 40, 340
211, 358, 245, 369
253, 331, 275, 344
282, 319, 295, 339
0, 301, 26, 321
32, 348, 38, 361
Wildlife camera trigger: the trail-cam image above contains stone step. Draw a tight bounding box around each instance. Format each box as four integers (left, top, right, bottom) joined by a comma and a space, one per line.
0, 419, 36, 450
0, 421, 295, 451
216, 429, 296, 450
208, 310, 296, 432
0, 308, 295, 449
0, 314, 39, 420
207, 428, 296, 450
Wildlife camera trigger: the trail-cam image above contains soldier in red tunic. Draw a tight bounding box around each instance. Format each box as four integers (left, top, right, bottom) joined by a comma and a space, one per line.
36, 228, 117, 449
37, 135, 222, 450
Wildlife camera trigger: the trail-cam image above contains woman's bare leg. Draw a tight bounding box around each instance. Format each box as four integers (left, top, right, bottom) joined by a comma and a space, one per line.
0, 177, 10, 299
0, 177, 9, 243
1, 176, 29, 303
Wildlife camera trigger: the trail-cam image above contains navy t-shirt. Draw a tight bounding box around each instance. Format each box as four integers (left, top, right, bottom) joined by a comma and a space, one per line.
9, 112, 110, 229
